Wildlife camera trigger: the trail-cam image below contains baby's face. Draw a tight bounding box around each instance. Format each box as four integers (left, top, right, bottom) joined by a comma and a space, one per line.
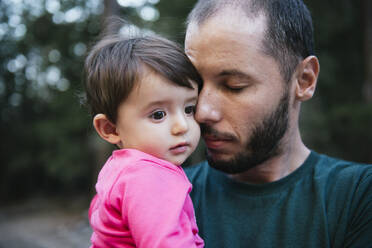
115, 70, 200, 166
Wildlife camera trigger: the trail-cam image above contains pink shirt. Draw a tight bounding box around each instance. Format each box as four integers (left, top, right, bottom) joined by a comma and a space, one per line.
89, 149, 204, 248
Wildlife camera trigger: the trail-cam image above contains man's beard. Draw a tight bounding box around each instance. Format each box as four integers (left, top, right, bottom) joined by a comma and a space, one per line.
204, 90, 290, 174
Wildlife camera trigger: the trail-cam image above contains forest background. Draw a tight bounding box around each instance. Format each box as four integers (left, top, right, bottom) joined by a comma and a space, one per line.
1, 0, 372, 205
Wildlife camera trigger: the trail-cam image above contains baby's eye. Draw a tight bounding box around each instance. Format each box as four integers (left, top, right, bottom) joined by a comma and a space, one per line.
185, 105, 196, 115
150, 111, 166, 120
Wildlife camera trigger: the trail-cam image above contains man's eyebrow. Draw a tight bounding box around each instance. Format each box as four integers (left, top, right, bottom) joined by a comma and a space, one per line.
218, 69, 251, 79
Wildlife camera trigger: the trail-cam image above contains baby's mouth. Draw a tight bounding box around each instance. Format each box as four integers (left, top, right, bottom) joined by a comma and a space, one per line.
170, 142, 189, 154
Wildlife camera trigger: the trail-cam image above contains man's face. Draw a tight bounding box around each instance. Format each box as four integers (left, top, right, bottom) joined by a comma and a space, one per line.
185, 11, 291, 174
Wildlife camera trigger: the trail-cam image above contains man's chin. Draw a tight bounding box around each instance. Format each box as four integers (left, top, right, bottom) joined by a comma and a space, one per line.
205, 147, 276, 174
206, 148, 232, 162
206, 150, 255, 174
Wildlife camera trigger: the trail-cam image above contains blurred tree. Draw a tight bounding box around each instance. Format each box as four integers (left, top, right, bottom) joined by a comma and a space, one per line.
363, 0, 372, 103
104, 0, 121, 18
301, 0, 372, 163
0, 0, 105, 201
362, 0, 372, 161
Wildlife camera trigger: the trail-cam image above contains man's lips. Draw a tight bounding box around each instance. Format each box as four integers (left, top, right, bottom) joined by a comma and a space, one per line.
201, 125, 236, 150
170, 142, 189, 154
203, 135, 233, 149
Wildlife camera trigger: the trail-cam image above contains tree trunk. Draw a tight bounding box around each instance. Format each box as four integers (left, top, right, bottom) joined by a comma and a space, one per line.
102, 0, 121, 34
103, 0, 121, 19
90, 134, 114, 196
363, 0, 372, 103
89, 0, 121, 195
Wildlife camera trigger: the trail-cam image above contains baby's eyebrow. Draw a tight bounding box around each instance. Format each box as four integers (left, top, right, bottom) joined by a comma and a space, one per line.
142, 100, 170, 110
186, 96, 198, 102
142, 94, 198, 111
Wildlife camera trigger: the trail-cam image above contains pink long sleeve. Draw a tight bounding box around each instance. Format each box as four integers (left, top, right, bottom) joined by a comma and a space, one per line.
89, 149, 204, 248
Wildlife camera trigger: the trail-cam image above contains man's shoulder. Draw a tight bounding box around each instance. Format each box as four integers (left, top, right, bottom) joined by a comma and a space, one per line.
315, 153, 372, 246
314, 152, 372, 177
313, 152, 372, 190
184, 160, 209, 184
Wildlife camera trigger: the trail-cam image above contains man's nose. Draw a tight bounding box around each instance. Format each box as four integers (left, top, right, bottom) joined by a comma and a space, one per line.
171, 113, 188, 136
195, 85, 221, 124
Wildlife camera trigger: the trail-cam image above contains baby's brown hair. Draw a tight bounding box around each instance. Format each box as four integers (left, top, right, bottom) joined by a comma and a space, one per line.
84, 31, 202, 123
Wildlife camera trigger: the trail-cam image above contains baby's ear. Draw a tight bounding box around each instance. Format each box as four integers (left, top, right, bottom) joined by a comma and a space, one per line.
93, 114, 121, 145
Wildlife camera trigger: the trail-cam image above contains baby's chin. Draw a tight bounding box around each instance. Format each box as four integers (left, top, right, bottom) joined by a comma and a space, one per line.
168, 158, 186, 167
166, 155, 189, 167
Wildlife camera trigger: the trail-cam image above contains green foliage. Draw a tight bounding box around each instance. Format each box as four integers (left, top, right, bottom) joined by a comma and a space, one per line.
0, 0, 102, 201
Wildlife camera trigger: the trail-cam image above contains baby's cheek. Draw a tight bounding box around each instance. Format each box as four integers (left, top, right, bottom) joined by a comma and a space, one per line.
140, 144, 165, 160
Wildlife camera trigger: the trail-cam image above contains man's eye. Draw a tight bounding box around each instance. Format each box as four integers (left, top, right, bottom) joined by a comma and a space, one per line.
185, 105, 196, 115
225, 84, 244, 92
150, 111, 166, 120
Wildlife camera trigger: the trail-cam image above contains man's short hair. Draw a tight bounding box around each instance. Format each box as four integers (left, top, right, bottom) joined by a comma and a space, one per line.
187, 0, 314, 83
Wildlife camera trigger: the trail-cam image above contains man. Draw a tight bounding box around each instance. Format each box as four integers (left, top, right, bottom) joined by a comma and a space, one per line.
184, 0, 372, 247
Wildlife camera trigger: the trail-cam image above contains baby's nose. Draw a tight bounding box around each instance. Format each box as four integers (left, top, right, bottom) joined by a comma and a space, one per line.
171, 116, 188, 135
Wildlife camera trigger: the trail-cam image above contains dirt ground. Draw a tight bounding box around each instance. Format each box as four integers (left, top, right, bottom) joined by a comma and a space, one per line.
0, 196, 92, 248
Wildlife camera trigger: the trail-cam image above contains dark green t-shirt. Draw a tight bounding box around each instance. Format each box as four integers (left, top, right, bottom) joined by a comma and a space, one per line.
185, 151, 372, 248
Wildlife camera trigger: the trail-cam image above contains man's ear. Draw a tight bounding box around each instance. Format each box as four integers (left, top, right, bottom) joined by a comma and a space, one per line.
295, 55, 320, 101
93, 114, 121, 145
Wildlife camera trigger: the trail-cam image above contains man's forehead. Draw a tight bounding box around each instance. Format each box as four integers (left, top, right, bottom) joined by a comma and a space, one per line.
185, 9, 271, 78
185, 10, 266, 51
186, 8, 266, 38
